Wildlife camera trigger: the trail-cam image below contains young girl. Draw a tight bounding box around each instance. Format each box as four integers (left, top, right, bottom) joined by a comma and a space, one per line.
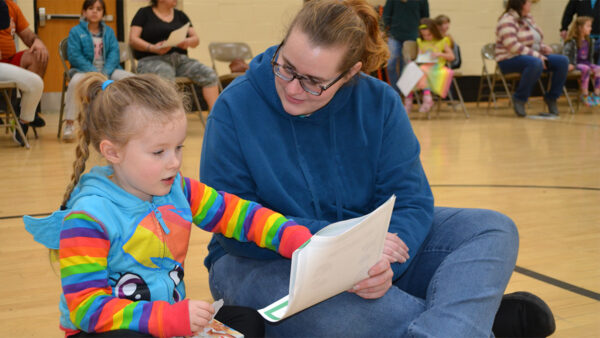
405, 18, 454, 114
62, 0, 133, 141
434, 14, 461, 70
24, 73, 312, 338
563, 16, 600, 106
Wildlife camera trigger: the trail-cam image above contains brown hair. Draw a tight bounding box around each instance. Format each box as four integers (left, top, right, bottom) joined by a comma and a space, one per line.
418, 18, 443, 41
434, 14, 450, 25
82, 0, 105, 13
567, 16, 593, 49
504, 0, 527, 17
61, 73, 187, 207
285, 0, 389, 74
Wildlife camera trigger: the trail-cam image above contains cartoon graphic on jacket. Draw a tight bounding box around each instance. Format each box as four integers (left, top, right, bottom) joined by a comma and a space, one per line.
24, 165, 311, 337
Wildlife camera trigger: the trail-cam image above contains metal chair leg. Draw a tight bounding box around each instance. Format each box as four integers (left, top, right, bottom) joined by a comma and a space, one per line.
2, 88, 30, 149
452, 77, 469, 118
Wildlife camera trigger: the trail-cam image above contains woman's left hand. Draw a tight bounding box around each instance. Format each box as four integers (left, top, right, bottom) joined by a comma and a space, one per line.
348, 258, 393, 299
382, 232, 409, 264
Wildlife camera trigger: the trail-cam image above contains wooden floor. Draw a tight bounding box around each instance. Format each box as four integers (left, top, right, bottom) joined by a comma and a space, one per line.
1, 97, 598, 337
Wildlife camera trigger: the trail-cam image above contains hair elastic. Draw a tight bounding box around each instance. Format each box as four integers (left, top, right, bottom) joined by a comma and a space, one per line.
419, 24, 428, 29
102, 80, 114, 91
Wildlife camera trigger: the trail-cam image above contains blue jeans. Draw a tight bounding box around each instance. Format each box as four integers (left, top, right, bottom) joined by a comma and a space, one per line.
208, 207, 519, 337
387, 37, 406, 94
497, 54, 569, 102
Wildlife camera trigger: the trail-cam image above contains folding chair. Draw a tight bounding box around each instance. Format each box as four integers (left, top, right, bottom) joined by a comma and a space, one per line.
0, 82, 30, 148
208, 42, 253, 91
402, 40, 468, 118
126, 45, 205, 126
57, 37, 70, 138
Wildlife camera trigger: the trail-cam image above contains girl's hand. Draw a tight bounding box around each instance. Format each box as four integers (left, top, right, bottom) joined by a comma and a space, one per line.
541, 55, 548, 70
189, 300, 215, 333
382, 232, 409, 264
568, 64, 575, 72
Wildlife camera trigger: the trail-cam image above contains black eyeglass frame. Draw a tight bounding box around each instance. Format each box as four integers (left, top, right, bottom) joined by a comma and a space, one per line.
270, 42, 349, 96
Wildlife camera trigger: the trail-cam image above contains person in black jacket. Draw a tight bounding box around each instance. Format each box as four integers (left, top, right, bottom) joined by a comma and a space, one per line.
560, 0, 600, 63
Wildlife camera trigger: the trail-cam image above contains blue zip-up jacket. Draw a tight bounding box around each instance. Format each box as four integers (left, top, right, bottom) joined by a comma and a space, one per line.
200, 45, 435, 280
24, 166, 311, 337
67, 19, 121, 76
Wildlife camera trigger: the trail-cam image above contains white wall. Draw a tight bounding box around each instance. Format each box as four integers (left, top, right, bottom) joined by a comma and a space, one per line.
16, 0, 568, 76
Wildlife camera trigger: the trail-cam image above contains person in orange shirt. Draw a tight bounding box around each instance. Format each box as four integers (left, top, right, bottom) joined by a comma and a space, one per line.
0, 0, 44, 146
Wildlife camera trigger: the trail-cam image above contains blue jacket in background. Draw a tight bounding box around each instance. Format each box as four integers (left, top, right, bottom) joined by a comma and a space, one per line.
67, 19, 121, 76
200, 45, 434, 280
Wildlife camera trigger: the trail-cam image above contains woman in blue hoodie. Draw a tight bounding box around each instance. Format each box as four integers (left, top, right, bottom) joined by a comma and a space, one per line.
200, 1, 553, 337
62, 0, 132, 141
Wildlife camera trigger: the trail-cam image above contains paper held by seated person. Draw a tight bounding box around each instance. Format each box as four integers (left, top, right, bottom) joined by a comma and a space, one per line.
397, 62, 424, 97
258, 195, 396, 322
165, 22, 190, 47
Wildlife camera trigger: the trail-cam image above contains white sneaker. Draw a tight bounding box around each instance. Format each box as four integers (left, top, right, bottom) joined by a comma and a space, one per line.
62, 124, 75, 141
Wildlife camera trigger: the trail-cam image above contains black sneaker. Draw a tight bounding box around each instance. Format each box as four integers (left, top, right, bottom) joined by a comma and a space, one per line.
12, 121, 29, 147
30, 112, 46, 127
513, 99, 527, 117
544, 98, 560, 116
492, 291, 556, 337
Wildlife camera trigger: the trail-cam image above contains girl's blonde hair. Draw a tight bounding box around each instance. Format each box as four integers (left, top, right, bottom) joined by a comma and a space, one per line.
61, 73, 187, 207
567, 16, 593, 49
286, 0, 389, 74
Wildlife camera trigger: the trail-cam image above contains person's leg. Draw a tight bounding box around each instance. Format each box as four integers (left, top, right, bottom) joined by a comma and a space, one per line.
61, 72, 86, 140
394, 207, 519, 337
0, 63, 43, 123
137, 55, 176, 80
209, 254, 425, 337
497, 55, 544, 103
64, 72, 84, 122
215, 305, 265, 337
173, 54, 219, 111
576, 63, 591, 96
544, 54, 569, 101
591, 64, 600, 104
386, 37, 403, 94
19, 49, 47, 78
109, 69, 134, 81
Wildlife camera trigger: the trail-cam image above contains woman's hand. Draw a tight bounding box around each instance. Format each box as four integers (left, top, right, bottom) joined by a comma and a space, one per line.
151, 41, 172, 55
382, 232, 409, 264
348, 258, 393, 299
177, 38, 193, 50
188, 300, 215, 333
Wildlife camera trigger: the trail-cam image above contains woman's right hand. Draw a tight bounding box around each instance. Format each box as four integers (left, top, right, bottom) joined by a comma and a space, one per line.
188, 300, 215, 333
151, 41, 172, 55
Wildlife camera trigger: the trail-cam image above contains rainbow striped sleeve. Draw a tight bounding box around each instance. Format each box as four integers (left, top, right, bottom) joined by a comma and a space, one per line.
59, 212, 191, 337
182, 177, 312, 258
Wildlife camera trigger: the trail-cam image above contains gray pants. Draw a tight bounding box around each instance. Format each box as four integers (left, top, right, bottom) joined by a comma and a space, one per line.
136, 53, 218, 87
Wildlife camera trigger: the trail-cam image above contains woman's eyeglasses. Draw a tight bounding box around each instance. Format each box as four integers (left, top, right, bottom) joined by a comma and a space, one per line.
271, 42, 348, 96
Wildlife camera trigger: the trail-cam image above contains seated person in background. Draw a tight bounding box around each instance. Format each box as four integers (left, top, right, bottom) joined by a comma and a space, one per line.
129, 0, 219, 111
495, 0, 569, 117
63, 0, 133, 141
404, 18, 454, 114
434, 14, 461, 69
0, 0, 43, 146
563, 16, 600, 107
560, 0, 600, 64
